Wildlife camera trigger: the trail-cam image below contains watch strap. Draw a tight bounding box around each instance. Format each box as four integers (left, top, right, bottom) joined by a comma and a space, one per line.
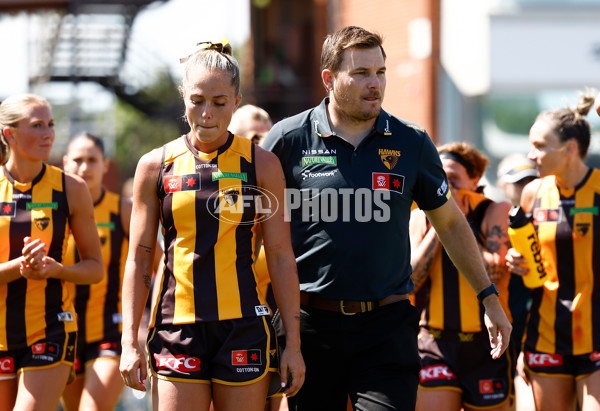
477, 283, 499, 303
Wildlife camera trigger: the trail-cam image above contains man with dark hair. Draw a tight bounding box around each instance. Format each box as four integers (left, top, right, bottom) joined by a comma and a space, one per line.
262, 26, 511, 410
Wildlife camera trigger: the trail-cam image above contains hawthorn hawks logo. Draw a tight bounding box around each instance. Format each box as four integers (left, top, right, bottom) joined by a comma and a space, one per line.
378, 148, 401, 170
34, 217, 50, 231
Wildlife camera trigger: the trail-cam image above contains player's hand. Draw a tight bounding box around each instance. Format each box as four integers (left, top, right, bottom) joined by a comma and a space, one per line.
20, 237, 60, 280
120, 341, 147, 392
482, 295, 512, 359
279, 345, 305, 397
505, 247, 528, 277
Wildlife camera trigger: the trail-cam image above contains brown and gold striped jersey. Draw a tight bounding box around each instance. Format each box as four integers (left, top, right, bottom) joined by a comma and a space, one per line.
421, 191, 511, 333
151, 134, 270, 326
525, 169, 600, 355
64, 190, 127, 343
0, 164, 76, 350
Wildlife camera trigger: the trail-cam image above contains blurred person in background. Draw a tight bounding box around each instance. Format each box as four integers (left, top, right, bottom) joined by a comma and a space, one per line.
229, 104, 273, 145
496, 154, 538, 411
506, 90, 600, 411
0, 94, 103, 410
119, 39, 304, 410
60, 132, 162, 411
229, 105, 287, 411
410, 142, 513, 411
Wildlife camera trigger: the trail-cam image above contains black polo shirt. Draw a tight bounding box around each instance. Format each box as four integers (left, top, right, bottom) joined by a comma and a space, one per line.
262, 98, 449, 300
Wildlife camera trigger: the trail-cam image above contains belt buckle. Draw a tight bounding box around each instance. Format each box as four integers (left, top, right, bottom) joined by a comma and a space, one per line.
339, 300, 356, 316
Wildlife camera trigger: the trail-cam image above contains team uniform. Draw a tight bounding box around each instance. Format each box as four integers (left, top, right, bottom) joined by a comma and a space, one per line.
262, 97, 450, 410
147, 133, 278, 387
524, 169, 600, 378
0, 164, 77, 378
417, 190, 514, 408
63, 190, 128, 374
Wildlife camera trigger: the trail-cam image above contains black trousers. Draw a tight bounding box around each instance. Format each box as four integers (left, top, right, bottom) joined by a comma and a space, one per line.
275, 299, 421, 411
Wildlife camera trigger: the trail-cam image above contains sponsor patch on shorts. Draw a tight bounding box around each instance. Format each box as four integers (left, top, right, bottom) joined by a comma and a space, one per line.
526, 351, 563, 367
154, 354, 201, 372
419, 365, 456, 383
232, 349, 262, 366
57, 311, 74, 322
0, 357, 15, 373
479, 379, 506, 400
255, 305, 270, 316
32, 342, 60, 361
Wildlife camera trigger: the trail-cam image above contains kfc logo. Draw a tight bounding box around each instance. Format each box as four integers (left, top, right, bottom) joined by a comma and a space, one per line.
0, 357, 14, 373
419, 365, 457, 383
526, 352, 563, 367
154, 354, 201, 372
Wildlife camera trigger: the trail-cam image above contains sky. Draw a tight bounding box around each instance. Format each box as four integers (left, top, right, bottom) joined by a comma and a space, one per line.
0, 0, 251, 98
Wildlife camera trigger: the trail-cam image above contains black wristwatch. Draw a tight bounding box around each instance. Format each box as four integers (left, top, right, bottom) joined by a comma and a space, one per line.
477, 283, 499, 303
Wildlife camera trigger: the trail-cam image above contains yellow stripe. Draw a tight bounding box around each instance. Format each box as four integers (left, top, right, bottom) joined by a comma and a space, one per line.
87, 198, 111, 341
535, 180, 559, 353
426, 253, 444, 329
0, 178, 12, 349
26, 177, 55, 345
172, 154, 198, 323
572, 188, 594, 354
215, 150, 243, 320
458, 273, 481, 332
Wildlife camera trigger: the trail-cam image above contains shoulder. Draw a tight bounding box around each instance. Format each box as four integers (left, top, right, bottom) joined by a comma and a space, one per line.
521, 178, 543, 213
484, 199, 511, 224
136, 146, 164, 176
255, 145, 283, 181
63, 170, 88, 194
586, 168, 600, 191
263, 106, 318, 149
380, 110, 430, 138
62, 171, 93, 213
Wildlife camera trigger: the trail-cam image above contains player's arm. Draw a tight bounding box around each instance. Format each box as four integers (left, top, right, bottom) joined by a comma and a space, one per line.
479, 201, 512, 284
119, 149, 162, 392
409, 207, 441, 291
255, 146, 305, 397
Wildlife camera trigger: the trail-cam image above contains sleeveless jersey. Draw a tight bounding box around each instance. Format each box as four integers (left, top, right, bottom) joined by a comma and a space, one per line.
64, 190, 128, 343
0, 164, 76, 350
151, 133, 270, 326
421, 190, 511, 332
525, 169, 600, 355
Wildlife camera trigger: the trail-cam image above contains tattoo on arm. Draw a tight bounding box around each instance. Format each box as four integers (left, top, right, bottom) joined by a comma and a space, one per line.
143, 273, 151, 289
411, 230, 440, 291
138, 244, 153, 254
483, 224, 510, 283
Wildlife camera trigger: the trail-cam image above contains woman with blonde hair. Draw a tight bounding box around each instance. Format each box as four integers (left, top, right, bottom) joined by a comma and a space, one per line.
0, 94, 103, 410
119, 40, 304, 410
507, 90, 600, 410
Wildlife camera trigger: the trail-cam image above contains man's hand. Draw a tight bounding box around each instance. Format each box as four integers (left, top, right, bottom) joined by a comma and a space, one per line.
482, 295, 512, 359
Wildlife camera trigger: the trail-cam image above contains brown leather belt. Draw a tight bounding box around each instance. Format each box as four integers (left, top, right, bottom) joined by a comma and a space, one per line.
300, 291, 409, 315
